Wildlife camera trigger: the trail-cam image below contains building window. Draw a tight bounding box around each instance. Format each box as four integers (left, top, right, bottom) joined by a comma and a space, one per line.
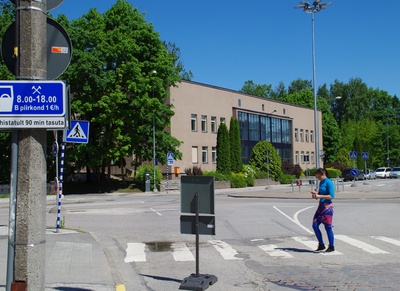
202, 146, 208, 163
300, 129, 304, 142
295, 128, 299, 142
301, 151, 304, 164
295, 151, 299, 165
211, 116, 217, 133
311, 152, 315, 164
249, 114, 260, 141
262, 104, 265, 111
192, 146, 198, 163
271, 118, 281, 143
238, 99, 241, 107
281, 119, 291, 144
191, 114, 197, 132
305, 130, 309, 142
212, 147, 217, 163
201, 115, 207, 132
310, 130, 314, 143
220, 117, 226, 124
305, 151, 310, 163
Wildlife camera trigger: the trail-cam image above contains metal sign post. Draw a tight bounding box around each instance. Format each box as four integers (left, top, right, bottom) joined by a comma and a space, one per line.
180, 176, 218, 290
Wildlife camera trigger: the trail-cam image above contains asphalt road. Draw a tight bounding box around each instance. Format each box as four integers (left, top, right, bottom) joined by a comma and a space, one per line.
1, 178, 400, 290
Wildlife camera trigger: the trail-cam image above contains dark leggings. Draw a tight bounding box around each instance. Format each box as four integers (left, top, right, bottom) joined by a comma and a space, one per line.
313, 220, 334, 246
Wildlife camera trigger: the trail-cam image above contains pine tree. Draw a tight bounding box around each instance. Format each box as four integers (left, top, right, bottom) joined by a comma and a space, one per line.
216, 123, 231, 175
229, 117, 243, 173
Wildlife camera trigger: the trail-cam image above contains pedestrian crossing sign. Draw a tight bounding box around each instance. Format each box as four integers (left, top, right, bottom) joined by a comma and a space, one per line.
65, 120, 89, 143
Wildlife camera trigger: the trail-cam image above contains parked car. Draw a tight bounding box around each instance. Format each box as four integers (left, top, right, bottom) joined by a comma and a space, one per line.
389, 167, 400, 179
363, 169, 376, 180
375, 167, 391, 178
341, 168, 365, 182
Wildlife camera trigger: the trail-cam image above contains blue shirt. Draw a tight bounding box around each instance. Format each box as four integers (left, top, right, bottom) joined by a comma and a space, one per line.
318, 177, 335, 203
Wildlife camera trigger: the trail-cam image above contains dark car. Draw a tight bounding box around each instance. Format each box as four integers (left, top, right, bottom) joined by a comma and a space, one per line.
341, 168, 365, 182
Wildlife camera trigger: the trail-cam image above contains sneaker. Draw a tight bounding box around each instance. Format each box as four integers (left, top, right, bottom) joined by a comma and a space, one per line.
324, 246, 335, 253
314, 244, 326, 252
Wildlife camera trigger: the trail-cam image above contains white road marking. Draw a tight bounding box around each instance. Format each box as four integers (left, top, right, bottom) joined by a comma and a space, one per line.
292, 236, 342, 255
208, 240, 243, 260
274, 206, 314, 234
171, 242, 195, 261
371, 236, 400, 247
150, 208, 162, 216
336, 235, 389, 254
124, 243, 146, 262
259, 244, 293, 258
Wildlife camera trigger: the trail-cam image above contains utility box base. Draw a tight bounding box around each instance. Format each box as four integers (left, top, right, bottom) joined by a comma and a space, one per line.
179, 274, 218, 290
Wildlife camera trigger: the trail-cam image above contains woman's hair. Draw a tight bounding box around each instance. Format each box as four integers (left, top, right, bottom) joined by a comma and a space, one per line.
315, 168, 328, 177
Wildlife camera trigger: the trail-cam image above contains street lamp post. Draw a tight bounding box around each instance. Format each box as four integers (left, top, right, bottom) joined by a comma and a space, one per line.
295, 0, 331, 169
152, 70, 158, 192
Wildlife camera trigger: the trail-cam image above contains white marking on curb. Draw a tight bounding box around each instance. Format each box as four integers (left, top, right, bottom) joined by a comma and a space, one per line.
371, 236, 400, 247
150, 208, 162, 216
259, 244, 293, 258
209, 240, 242, 260
171, 242, 195, 261
124, 243, 146, 262
292, 236, 342, 255
336, 235, 389, 254
274, 206, 314, 234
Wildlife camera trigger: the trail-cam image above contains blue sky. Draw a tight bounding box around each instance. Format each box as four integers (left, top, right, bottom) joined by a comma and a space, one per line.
53, 0, 400, 97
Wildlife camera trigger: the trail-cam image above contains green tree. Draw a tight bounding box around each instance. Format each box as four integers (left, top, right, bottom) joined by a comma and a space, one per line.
58, 0, 182, 179
229, 117, 242, 173
249, 141, 282, 180
216, 122, 230, 175
240, 80, 273, 98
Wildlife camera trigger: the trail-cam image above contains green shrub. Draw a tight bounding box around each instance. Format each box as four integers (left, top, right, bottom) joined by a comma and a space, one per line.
242, 165, 256, 187
279, 173, 296, 184
203, 171, 230, 181
230, 172, 247, 188
326, 167, 341, 178
254, 170, 269, 179
249, 141, 282, 180
135, 165, 162, 191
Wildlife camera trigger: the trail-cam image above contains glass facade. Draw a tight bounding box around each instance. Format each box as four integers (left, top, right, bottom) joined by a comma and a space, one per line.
238, 111, 292, 164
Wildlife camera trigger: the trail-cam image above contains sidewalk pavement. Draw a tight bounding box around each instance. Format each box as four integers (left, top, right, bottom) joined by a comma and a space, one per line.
0, 181, 399, 291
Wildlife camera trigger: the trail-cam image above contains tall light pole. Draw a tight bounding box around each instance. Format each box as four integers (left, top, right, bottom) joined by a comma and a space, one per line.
294, 0, 332, 169
152, 70, 158, 192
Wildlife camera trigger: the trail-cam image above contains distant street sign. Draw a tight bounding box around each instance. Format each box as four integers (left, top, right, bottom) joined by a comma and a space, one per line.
65, 120, 89, 143
361, 152, 369, 160
350, 168, 359, 177
350, 151, 358, 159
167, 152, 174, 166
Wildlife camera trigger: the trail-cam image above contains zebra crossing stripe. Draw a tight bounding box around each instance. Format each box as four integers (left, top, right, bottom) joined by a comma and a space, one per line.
209, 240, 243, 260
336, 235, 389, 254
371, 236, 400, 247
258, 244, 293, 258
124, 243, 146, 262
171, 242, 195, 261
292, 236, 342, 255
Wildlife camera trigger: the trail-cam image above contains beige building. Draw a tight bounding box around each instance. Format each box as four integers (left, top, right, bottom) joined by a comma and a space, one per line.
164, 80, 322, 175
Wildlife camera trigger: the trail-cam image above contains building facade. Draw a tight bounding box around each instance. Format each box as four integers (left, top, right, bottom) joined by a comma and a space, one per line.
165, 81, 322, 175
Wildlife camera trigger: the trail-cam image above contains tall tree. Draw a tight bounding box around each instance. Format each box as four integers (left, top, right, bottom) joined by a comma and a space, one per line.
240, 80, 273, 98
58, 0, 182, 179
229, 117, 242, 173
216, 122, 230, 175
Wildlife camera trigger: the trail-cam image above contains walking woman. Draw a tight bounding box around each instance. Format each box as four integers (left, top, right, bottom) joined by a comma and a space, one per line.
311, 168, 335, 253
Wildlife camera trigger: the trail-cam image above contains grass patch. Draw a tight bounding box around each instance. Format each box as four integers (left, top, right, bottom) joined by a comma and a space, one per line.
0, 194, 9, 199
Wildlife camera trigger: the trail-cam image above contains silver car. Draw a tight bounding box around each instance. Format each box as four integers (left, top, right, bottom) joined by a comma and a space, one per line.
389, 167, 400, 179
364, 169, 376, 179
